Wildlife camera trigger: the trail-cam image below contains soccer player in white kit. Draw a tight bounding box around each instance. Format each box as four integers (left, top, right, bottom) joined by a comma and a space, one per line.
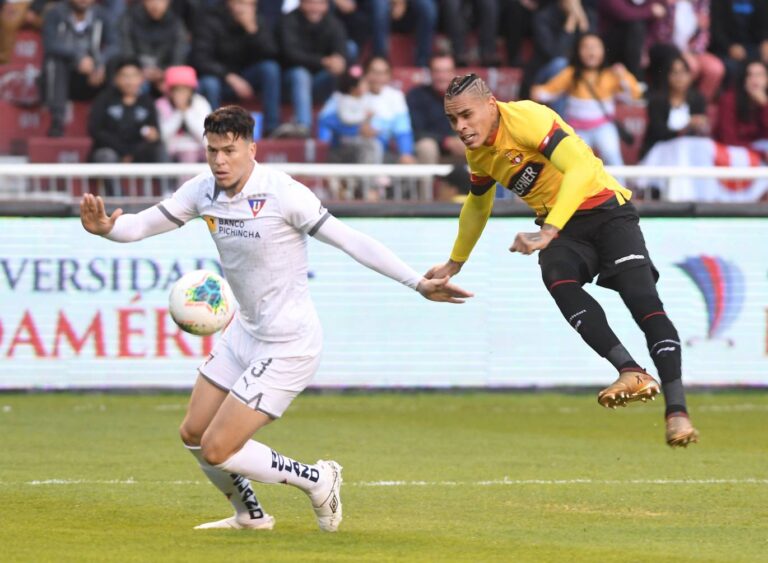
79, 106, 472, 532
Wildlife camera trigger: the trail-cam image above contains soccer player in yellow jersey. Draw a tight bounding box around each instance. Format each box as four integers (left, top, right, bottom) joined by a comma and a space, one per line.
428, 74, 699, 447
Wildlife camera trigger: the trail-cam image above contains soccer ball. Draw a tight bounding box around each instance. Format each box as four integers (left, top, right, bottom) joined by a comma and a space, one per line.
169, 270, 236, 336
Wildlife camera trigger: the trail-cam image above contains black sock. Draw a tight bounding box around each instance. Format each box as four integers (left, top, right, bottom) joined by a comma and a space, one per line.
641, 313, 687, 413
549, 282, 631, 361
606, 344, 641, 372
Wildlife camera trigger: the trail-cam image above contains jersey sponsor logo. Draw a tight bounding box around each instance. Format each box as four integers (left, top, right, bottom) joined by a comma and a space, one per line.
507, 162, 543, 196
203, 216, 261, 239
248, 198, 266, 217
505, 151, 523, 165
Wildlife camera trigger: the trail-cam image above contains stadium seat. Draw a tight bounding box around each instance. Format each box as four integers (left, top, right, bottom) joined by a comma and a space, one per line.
0, 100, 91, 154
9, 30, 43, 66
389, 34, 417, 68
615, 103, 648, 165
0, 99, 49, 153
0, 63, 42, 108
28, 137, 92, 163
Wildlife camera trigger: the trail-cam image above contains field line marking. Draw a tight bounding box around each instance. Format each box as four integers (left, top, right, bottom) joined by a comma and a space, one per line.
1, 478, 766, 487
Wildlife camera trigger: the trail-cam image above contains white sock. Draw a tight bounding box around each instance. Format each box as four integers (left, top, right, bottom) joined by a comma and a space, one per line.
186, 445, 268, 521
216, 440, 321, 493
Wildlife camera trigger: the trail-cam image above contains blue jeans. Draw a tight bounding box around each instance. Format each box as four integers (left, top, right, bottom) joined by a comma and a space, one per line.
411, 0, 438, 66
577, 122, 624, 166
198, 60, 282, 134
368, 0, 390, 58
386, 0, 438, 66
284, 67, 336, 129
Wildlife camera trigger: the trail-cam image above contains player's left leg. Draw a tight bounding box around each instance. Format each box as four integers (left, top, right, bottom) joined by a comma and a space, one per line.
200, 356, 343, 532
611, 266, 699, 447
593, 204, 698, 446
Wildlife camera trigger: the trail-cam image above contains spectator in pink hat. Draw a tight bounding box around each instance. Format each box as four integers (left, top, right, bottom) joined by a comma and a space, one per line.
155, 65, 213, 163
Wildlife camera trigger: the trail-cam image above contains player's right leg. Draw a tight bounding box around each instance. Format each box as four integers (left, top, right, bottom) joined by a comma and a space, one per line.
538, 242, 660, 407
179, 325, 274, 530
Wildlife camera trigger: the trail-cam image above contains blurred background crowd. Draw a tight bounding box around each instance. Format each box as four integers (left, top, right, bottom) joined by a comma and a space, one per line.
0, 0, 766, 199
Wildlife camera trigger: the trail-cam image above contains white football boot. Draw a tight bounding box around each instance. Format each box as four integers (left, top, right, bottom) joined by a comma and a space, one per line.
307, 460, 343, 532
194, 513, 275, 530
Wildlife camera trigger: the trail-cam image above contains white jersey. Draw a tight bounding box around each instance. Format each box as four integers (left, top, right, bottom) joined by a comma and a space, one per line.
158, 162, 326, 346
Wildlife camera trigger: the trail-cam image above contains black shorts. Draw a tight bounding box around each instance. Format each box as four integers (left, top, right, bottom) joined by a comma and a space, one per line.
538, 201, 659, 290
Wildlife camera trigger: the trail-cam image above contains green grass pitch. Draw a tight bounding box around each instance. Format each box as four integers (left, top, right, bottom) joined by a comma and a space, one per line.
1, 391, 766, 562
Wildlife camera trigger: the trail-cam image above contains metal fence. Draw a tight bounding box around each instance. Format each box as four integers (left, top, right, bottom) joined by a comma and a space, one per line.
0, 163, 767, 205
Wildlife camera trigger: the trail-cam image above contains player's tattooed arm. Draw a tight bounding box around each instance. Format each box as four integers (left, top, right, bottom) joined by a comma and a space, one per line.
509, 224, 560, 255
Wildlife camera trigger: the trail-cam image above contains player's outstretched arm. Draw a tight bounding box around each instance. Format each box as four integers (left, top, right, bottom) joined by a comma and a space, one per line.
80, 193, 181, 242
80, 193, 123, 236
312, 215, 473, 303
424, 188, 494, 280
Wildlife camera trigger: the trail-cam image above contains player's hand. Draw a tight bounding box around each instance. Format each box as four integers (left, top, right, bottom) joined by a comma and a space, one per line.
80, 193, 123, 235
416, 276, 473, 303
424, 259, 463, 279
510, 226, 559, 255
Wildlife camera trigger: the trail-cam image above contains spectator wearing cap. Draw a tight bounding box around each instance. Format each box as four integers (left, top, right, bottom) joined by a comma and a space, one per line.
118, 0, 189, 95
156, 65, 212, 162
88, 56, 165, 167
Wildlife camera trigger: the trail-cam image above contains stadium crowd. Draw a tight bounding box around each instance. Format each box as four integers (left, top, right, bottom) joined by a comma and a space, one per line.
0, 0, 767, 185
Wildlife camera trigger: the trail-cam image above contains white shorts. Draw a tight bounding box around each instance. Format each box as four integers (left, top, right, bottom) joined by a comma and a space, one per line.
199, 319, 321, 418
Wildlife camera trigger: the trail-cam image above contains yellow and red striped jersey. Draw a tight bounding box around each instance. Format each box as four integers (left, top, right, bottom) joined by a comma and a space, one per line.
466, 100, 631, 228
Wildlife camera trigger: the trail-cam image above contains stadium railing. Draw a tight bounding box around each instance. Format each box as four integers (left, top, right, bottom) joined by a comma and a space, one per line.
0, 163, 767, 214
